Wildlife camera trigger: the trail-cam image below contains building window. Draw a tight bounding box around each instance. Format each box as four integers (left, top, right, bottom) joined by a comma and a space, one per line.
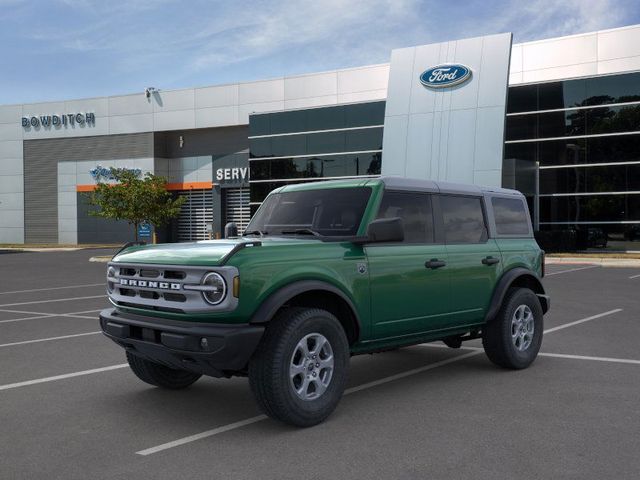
248, 101, 385, 206
504, 71, 640, 237
507, 71, 640, 113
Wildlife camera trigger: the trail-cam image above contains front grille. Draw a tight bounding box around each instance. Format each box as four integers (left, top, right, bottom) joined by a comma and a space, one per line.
107, 262, 238, 314
139, 290, 160, 300
164, 270, 186, 280
139, 269, 160, 278
163, 293, 186, 302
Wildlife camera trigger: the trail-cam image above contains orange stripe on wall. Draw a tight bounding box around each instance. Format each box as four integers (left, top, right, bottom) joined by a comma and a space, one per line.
166, 182, 213, 190
76, 181, 213, 192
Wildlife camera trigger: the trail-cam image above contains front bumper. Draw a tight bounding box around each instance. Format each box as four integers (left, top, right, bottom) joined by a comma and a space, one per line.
99, 308, 264, 378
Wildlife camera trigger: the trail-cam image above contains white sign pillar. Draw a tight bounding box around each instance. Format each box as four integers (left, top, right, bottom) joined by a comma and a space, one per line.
382, 33, 512, 186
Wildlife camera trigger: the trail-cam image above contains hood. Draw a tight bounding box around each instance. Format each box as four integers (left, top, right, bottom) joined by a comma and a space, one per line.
111, 237, 321, 266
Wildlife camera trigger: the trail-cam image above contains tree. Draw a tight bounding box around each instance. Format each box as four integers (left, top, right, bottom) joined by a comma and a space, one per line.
86, 168, 185, 242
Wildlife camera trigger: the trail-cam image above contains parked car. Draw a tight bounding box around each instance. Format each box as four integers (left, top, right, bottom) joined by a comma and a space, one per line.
100, 177, 549, 426
588, 227, 608, 248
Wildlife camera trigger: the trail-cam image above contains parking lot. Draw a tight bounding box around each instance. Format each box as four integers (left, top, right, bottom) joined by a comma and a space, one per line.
1, 249, 639, 479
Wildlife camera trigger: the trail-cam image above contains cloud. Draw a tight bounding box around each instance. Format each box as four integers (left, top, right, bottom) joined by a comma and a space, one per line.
188, 0, 422, 71
468, 0, 633, 42
2, 0, 638, 103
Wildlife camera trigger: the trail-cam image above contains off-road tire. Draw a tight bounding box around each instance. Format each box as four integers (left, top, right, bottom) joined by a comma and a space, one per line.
248, 307, 350, 427
482, 287, 543, 369
126, 351, 202, 389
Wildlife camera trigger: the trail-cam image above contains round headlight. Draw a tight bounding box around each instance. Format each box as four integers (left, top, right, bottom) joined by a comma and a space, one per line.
107, 266, 116, 293
201, 272, 226, 305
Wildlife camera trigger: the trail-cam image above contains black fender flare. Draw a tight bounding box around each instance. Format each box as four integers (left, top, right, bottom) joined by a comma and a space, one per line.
484, 267, 549, 322
249, 280, 361, 332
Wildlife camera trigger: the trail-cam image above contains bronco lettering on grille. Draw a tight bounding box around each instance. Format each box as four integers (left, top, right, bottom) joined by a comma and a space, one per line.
120, 279, 181, 290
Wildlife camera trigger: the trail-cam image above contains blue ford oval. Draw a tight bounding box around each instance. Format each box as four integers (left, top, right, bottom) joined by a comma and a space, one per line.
419, 64, 472, 88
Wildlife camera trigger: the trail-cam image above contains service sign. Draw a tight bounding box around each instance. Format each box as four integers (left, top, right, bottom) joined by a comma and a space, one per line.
215, 167, 249, 183
419, 64, 472, 89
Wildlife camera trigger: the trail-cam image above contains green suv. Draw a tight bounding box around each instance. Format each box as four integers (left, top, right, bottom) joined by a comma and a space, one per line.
100, 177, 549, 426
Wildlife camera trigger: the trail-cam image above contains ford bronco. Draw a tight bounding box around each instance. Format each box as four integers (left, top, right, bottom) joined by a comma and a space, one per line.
100, 177, 549, 427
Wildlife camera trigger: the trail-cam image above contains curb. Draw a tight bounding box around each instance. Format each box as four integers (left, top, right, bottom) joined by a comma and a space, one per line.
89, 256, 113, 263
1, 247, 83, 252
546, 257, 640, 267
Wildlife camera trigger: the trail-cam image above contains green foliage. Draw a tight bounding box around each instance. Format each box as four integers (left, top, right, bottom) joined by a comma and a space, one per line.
86, 168, 185, 241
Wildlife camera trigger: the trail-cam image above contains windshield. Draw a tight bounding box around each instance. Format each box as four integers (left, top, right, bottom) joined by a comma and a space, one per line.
245, 187, 372, 237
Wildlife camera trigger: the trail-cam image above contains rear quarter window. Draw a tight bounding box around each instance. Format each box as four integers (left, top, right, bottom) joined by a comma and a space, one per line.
492, 197, 531, 235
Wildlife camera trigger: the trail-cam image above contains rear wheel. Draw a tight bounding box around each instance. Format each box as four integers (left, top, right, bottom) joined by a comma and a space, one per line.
126, 351, 202, 389
482, 288, 543, 369
248, 307, 350, 427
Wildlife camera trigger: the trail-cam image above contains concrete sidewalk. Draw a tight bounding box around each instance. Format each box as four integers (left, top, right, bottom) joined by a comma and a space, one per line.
546, 256, 640, 267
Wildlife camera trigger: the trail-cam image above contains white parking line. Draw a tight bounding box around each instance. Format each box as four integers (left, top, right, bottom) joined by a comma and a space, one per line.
0, 283, 104, 295
422, 345, 640, 366
136, 415, 270, 456
0, 308, 102, 316
629, 274, 640, 279
0, 331, 101, 348
135, 307, 624, 455
0, 295, 106, 308
0, 314, 56, 324
545, 265, 599, 276
543, 309, 622, 334
343, 351, 480, 394
538, 352, 640, 365
136, 349, 483, 456
0, 364, 128, 392
0, 309, 102, 324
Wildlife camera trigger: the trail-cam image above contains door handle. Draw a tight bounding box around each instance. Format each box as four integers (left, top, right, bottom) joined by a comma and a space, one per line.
425, 259, 446, 269
482, 256, 500, 266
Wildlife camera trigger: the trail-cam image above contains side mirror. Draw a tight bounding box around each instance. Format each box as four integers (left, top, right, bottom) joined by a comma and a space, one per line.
224, 222, 238, 238
365, 217, 404, 243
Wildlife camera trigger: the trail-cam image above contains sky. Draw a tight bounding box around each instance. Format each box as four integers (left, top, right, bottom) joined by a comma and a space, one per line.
1, 0, 639, 104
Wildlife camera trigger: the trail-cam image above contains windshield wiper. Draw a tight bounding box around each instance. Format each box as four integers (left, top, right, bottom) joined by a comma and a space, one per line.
243, 229, 268, 237
280, 228, 322, 237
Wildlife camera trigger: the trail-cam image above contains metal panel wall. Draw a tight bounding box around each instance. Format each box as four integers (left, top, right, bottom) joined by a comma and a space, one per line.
382, 33, 512, 187
23, 133, 153, 243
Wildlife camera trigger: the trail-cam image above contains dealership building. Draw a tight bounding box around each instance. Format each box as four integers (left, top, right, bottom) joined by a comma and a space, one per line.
0, 24, 639, 244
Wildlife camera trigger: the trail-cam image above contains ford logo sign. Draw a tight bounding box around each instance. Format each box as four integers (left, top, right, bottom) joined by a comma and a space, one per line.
419, 64, 472, 89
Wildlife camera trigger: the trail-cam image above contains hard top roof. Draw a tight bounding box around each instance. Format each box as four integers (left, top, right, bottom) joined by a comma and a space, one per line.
276, 176, 523, 197
377, 176, 522, 197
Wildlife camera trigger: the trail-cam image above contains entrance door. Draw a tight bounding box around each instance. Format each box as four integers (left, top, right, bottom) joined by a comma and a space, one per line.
224, 187, 250, 235
177, 189, 213, 242
366, 191, 451, 339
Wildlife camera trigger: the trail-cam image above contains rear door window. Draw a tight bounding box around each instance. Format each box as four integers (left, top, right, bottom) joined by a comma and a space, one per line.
440, 195, 487, 244
492, 197, 530, 235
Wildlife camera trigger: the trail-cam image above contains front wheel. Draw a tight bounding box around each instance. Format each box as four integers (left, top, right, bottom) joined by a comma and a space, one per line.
248, 307, 350, 427
482, 288, 543, 369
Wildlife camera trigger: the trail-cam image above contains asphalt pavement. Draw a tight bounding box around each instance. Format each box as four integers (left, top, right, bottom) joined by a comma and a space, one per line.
1, 249, 639, 479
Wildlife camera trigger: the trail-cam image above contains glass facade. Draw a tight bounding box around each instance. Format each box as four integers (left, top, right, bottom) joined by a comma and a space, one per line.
504, 71, 640, 243
249, 101, 384, 210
